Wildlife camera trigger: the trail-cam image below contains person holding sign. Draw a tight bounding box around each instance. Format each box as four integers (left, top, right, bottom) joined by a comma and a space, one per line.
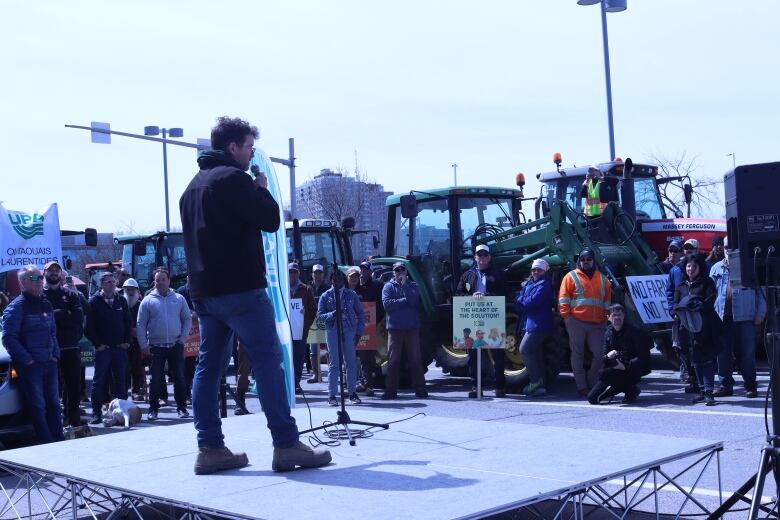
355, 261, 384, 396
588, 304, 652, 404
456, 244, 507, 398
288, 263, 316, 393
318, 270, 365, 405
515, 258, 554, 397
382, 262, 428, 400
558, 249, 612, 397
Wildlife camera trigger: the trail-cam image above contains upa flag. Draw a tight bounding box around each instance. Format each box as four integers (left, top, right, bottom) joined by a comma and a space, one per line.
250, 149, 295, 408
0, 203, 62, 273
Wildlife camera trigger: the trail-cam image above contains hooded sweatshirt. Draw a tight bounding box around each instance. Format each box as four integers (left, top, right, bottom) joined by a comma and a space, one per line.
136, 288, 192, 348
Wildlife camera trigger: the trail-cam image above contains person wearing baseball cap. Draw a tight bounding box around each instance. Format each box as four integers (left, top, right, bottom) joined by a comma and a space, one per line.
515, 258, 554, 397
706, 236, 725, 268
558, 248, 612, 397
288, 262, 316, 394
42, 259, 85, 427
305, 264, 328, 385
456, 243, 508, 398
354, 260, 384, 397
381, 261, 427, 400
683, 239, 699, 253
660, 240, 684, 274
121, 278, 146, 402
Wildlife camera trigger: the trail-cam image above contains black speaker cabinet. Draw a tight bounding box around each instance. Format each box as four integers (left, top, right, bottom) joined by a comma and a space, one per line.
725, 162, 780, 287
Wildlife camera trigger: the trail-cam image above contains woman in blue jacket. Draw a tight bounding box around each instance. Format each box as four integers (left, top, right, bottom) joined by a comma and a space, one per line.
317, 269, 365, 406
515, 258, 555, 396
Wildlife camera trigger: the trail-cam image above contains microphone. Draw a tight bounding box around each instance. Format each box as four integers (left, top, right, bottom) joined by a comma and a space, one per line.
250, 164, 262, 178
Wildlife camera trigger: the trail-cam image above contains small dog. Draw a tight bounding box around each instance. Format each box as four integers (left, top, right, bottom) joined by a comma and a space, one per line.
102, 398, 143, 428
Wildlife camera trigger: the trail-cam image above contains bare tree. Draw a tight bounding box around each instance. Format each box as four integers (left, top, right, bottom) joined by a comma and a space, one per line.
645, 152, 723, 218
301, 166, 370, 225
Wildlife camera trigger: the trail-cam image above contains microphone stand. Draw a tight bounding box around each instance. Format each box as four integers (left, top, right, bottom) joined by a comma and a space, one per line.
300, 235, 388, 445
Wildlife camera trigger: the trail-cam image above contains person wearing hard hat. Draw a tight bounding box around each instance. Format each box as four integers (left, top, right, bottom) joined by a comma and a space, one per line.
122, 278, 147, 402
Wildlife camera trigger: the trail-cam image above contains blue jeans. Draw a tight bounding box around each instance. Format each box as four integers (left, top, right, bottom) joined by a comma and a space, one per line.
17, 359, 63, 443
193, 289, 298, 449
92, 346, 128, 416
694, 361, 716, 393
325, 327, 357, 396
519, 331, 548, 386
717, 318, 757, 390
149, 344, 187, 411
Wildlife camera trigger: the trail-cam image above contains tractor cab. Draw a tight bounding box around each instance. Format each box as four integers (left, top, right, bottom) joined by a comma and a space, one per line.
117, 232, 187, 293
284, 219, 354, 283
381, 187, 522, 311
536, 159, 667, 221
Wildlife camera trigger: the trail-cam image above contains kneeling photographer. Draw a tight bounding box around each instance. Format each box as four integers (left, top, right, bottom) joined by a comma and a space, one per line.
588, 304, 652, 405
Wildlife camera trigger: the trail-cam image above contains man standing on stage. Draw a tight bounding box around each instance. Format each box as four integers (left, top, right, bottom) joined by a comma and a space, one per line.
180, 116, 330, 474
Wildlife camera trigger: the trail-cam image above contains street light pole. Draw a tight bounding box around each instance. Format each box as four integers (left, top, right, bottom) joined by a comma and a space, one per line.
452, 163, 458, 186
600, 2, 616, 161
577, 0, 626, 161
727, 153, 736, 170
144, 126, 183, 232
162, 128, 170, 232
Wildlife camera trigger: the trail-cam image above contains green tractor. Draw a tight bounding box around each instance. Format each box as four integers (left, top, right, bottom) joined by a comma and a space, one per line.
117, 232, 188, 293
369, 161, 671, 389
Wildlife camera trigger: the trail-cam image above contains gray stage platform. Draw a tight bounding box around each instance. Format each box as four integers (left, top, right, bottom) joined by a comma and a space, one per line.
0, 408, 722, 519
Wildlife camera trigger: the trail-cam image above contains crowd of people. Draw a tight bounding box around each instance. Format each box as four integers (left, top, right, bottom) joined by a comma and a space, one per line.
0, 115, 767, 479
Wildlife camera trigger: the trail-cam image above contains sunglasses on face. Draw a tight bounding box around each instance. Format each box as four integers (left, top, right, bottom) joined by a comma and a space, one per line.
393, 267, 406, 273
27, 275, 44, 282
683, 245, 694, 250
476, 252, 489, 257
668, 247, 680, 253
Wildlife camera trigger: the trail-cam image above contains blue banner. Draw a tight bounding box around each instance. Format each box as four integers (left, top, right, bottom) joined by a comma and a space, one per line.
249, 150, 295, 408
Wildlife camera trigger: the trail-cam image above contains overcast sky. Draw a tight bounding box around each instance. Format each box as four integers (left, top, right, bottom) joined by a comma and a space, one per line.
2, 0, 777, 233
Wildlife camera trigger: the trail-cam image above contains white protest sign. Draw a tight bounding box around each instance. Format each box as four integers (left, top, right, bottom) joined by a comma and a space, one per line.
289, 297, 304, 340
0, 203, 63, 273
625, 275, 673, 324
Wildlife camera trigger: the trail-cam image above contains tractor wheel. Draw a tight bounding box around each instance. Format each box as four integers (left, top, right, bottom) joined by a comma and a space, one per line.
433, 345, 470, 376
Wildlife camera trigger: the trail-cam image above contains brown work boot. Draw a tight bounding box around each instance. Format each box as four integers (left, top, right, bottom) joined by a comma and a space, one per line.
272, 441, 332, 472
194, 446, 249, 475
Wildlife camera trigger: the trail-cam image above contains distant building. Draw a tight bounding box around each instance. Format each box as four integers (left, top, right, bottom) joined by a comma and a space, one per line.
295, 169, 393, 263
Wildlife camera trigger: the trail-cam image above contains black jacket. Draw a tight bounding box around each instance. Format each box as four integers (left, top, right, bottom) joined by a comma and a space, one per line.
456, 264, 506, 297
43, 286, 84, 350
179, 152, 280, 299
674, 275, 722, 363
602, 323, 652, 379
356, 278, 385, 323
86, 293, 131, 347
